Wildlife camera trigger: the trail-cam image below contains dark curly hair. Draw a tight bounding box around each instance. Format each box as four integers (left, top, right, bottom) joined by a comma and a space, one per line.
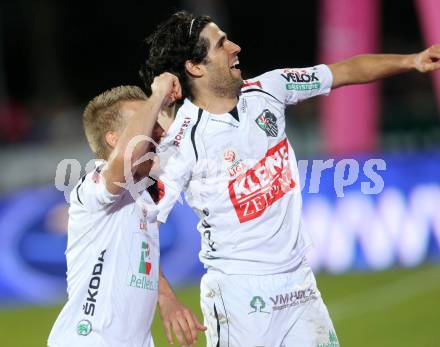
140, 11, 212, 100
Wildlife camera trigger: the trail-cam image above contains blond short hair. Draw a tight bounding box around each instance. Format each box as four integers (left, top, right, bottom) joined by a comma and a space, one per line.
83, 85, 147, 159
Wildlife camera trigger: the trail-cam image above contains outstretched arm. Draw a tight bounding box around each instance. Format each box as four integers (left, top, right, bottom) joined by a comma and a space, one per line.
329, 44, 440, 89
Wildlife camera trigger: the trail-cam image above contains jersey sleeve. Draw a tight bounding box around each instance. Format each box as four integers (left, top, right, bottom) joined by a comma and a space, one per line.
73, 162, 121, 212
253, 64, 333, 106
155, 115, 196, 223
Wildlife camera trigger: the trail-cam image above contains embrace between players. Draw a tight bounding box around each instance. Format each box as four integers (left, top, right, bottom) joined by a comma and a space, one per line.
48, 10, 440, 347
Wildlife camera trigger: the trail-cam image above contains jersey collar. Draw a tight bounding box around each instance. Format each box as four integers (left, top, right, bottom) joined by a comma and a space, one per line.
183, 98, 241, 122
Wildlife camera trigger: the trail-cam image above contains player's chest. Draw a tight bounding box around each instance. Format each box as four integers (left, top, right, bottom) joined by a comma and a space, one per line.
199, 99, 287, 177
108, 191, 158, 236
110, 193, 159, 286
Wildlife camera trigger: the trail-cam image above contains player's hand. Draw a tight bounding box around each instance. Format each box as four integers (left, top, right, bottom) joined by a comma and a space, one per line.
151, 72, 182, 107
158, 294, 207, 347
414, 44, 440, 73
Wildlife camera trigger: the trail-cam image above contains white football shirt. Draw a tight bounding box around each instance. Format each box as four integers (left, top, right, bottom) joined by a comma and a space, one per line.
48, 161, 159, 347
157, 65, 333, 275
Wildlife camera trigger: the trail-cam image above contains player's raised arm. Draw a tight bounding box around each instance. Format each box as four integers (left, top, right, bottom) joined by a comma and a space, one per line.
104, 73, 181, 194
329, 44, 440, 89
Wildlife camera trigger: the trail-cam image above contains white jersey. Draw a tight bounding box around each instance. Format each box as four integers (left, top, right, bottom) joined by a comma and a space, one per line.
157, 65, 333, 275
48, 162, 159, 347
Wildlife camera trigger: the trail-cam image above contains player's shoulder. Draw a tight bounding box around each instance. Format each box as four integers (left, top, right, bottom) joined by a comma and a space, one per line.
164, 100, 199, 142
240, 70, 287, 104
160, 99, 201, 149
241, 70, 278, 91
241, 65, 332, 104
69, 162, 105, 207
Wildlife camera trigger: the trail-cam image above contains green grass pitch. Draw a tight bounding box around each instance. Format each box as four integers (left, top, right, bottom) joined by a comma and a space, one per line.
0, 264, 439, 347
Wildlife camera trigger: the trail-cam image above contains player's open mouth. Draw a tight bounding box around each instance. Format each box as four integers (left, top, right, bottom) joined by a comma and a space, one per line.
230, 62, 241, 71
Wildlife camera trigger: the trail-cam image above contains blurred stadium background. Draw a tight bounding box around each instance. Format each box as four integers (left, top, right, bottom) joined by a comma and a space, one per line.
0, 0, 439, 346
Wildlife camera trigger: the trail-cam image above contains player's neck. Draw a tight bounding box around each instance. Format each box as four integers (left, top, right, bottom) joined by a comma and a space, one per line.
192, 93, 238, 115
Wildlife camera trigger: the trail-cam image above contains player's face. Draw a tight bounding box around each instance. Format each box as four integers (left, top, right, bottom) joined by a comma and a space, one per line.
200, 22, 243, 97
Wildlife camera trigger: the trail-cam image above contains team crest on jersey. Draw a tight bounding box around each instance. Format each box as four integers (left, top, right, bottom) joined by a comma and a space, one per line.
228, 138, 295, 223
255, 109, 278, 137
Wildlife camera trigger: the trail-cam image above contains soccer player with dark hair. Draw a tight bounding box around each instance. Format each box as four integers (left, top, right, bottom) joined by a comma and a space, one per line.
141, 11, 440, 347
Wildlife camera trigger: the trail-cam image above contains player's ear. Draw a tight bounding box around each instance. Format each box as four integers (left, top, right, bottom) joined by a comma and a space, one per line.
185, 60, 204, 78
105, 131, 119, 150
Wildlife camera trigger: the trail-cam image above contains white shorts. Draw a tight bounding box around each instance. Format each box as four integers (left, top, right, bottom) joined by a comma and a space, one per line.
200, 259, 339, 347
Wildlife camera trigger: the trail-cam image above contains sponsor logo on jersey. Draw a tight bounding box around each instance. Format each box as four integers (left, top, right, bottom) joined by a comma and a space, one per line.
173, 117, 191, 146
200, 208, 217, 258
269, 287, 317, 311
248, 296, 270, 314
229, 138, 295, 223
255, 109, 278, 137
128, 241, 158, 291
201, 218, 217, 258
77, 319, 92, 336
223, 149, 247, 177
240, 98, 247, 113
138, 241, 152, 275
82, 249, 106, 317
139, 208, 148, 230
318, 331, 340, 347
281, 68, 321, 91
224, 149, 236, 162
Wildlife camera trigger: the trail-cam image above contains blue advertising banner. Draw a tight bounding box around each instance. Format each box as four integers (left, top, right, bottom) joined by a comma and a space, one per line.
0, 151, 439, 305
